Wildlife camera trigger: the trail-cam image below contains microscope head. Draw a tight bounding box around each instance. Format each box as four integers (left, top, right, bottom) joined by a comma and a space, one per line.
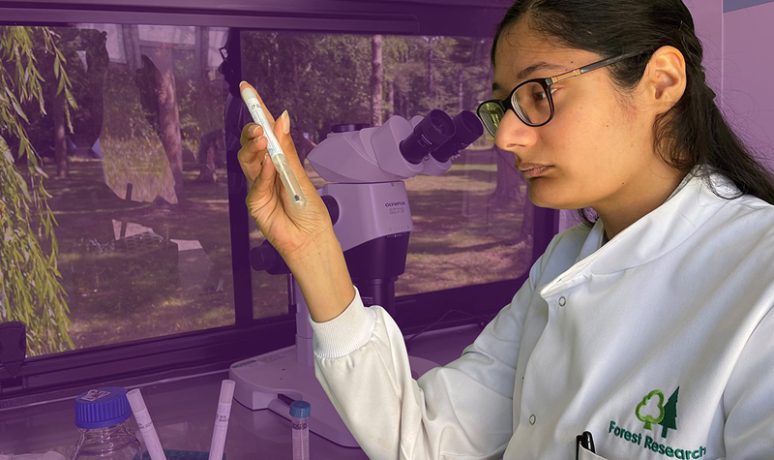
306, 110, 483, 183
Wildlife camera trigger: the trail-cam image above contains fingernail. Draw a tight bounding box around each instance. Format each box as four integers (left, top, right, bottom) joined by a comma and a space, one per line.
280, 110, 290, 135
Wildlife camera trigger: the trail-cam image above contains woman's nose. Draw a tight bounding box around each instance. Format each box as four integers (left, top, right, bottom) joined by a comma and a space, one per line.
494, 109, 539, 153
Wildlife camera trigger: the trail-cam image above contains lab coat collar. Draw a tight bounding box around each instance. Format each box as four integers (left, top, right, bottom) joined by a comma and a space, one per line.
543, 168, 737, 295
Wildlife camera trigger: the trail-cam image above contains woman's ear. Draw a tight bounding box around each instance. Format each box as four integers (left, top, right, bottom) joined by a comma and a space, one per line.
641, 46, 687, 115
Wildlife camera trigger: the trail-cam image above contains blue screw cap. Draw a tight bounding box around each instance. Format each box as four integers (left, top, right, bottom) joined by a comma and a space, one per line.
75, 387, 131, 429
289, 400, 311, 418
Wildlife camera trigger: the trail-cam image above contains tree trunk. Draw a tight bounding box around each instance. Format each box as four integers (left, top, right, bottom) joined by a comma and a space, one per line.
84, 29, 109, 153
147, 43, 184, 198
388, 79, 395, 118
458, 74, 464, 113
427, 37, 435, 103
52, 90, 68, 178
371, 35, 383, 126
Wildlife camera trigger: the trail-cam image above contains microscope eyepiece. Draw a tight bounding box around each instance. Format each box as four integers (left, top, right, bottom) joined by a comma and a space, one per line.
430, 110, 484, 163
399, 109, 455, 164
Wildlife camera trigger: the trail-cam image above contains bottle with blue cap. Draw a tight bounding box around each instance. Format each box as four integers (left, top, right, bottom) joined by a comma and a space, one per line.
289, 400, 310, 460
71, 387, 141, 460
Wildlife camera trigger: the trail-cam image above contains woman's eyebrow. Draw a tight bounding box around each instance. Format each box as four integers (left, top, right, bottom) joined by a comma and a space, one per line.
492, 61, 569, 92
517, 61, 567, 80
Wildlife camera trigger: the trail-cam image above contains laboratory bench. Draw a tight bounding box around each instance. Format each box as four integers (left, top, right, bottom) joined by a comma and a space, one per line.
0, 323, 482, 459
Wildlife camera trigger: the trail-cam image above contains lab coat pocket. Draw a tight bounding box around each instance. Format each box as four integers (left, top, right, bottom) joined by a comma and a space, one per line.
577, 446, 609, 460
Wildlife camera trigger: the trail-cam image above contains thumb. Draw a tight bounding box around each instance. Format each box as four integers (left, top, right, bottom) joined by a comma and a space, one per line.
275, 110, 294, 159
274, 110, 313, 190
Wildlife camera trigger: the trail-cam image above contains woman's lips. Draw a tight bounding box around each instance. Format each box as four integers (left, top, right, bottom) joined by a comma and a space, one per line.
519, 164, 553, 178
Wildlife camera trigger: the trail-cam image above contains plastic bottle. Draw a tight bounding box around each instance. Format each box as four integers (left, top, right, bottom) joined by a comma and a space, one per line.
71, 387, 141, 460
289, 400, 311, 460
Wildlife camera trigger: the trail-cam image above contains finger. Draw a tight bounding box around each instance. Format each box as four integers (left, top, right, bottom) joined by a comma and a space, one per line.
238, 135, 268, 183
237, 135, 260, 181
252, 143, 277, 198
272, 111, 316, 195
245, 158, 277, 221
240, 123, 264, 148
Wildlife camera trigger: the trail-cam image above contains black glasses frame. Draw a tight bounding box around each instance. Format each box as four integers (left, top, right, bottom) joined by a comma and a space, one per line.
477, 51, 644, 133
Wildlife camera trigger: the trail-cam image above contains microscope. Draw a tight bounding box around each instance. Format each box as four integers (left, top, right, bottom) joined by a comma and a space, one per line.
229, 109, 483, 447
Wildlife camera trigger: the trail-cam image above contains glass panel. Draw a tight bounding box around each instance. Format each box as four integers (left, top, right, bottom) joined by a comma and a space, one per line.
402, 149, 534, 295
2, 24, 534, 355
1, 24, 237, 355
239, 31, 533, 314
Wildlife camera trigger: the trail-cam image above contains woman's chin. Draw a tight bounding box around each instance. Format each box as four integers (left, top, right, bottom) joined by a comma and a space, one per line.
527, 182, 572, 209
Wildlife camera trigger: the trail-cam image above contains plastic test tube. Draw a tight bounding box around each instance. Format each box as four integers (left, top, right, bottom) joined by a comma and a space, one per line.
290, 400, 311, 460
208, 379, 235, 460
127, 388, 167, 460
239, 81, 307, 208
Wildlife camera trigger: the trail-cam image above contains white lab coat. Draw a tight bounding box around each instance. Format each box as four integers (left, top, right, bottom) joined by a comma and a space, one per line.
309, 170, 774, 460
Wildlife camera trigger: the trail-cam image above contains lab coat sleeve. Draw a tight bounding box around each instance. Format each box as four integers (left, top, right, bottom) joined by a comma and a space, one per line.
309, 266, 540, 459
722, 305, 774, 459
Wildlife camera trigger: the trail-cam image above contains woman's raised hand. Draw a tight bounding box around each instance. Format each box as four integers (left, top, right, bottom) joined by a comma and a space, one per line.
237, 87, 355, 322
236, 92, 334, 267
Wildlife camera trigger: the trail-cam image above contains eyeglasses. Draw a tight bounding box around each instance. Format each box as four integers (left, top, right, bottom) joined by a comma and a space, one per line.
476, 52, 643, 135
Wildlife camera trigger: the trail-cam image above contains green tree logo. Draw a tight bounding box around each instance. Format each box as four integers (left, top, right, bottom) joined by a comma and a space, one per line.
659, 387, 679, 438
636, 389, 665, 430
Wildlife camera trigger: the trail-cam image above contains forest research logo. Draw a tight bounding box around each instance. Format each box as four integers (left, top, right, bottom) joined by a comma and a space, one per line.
606, 386, 707, 458
636, 387, 679, 438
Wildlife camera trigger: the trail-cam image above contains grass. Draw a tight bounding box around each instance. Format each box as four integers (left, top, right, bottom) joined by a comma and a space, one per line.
36, 141, 531, 354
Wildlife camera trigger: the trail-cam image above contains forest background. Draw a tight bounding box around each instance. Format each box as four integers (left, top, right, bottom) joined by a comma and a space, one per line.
0, 26, 530, 356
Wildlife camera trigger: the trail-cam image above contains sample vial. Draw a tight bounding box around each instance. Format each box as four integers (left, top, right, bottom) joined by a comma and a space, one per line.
289, 400, 311, 460
71, 387, 141, 460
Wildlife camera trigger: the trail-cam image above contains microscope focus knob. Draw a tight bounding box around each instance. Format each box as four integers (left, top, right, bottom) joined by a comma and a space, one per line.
321, 195, 340, 226
249, 240, 290, 275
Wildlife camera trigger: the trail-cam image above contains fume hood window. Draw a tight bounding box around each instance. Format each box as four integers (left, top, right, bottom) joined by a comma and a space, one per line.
1, 24, 532, 358
1, 23, 242, 356
240, 31, 533, 314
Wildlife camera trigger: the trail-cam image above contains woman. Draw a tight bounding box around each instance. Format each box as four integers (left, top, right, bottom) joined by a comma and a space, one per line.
237, 1, 774, 458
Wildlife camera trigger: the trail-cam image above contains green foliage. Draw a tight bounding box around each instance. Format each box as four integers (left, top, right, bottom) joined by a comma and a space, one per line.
104, 39, 222, 152
100, 61, 158, 141
18, 27, 109, 159
241, 32, 492, 143
0, 26, 76, 354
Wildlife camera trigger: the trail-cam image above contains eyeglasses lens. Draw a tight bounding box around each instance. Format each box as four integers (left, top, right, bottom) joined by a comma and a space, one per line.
478, 81, 553, 135
477, 101, 503, 136
513, 81, 551, 126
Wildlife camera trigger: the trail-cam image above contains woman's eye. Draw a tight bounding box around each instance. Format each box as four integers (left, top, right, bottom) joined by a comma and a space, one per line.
533, 87, 558, 103
532, 90, 548, 102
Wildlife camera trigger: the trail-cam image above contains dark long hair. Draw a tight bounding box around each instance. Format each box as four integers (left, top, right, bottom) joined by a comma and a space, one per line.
492, 0, 774, 223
